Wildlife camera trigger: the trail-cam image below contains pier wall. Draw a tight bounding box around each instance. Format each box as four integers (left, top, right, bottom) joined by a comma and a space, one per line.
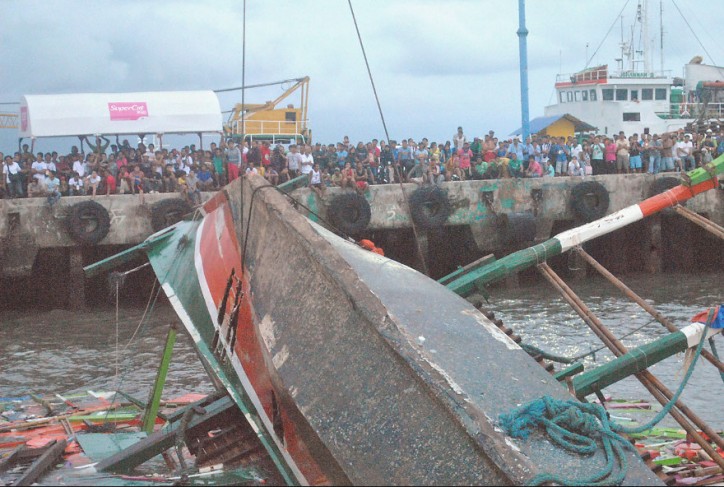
0, 174, 721, 309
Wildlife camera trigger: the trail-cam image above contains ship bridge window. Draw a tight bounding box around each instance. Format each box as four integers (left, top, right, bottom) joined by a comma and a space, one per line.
623, 112, 641, 121
655, 88, 667, 100
567, 91, 573, 102
559, 91, 566, 103
642, 88, 653, 100
574, 91, 581, 101
590, 89, 597, 101
631, 90, 639, 101
582, 90, 589, 101
615, 89, 628, 101
285, 111, 297, 121
602, 89, 614, 101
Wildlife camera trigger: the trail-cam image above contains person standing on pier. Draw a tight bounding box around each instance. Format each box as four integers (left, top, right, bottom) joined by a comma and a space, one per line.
453, 127, 467, 152
45, 171, 61, 206
3, 154, 23, 198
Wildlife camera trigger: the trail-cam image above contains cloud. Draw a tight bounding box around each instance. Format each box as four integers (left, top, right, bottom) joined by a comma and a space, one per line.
1, 0, 723, 150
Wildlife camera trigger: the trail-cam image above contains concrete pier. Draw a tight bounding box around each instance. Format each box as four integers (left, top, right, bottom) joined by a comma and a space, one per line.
0, 173, 721, 309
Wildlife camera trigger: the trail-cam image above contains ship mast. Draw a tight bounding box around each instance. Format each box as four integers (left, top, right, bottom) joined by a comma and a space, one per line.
660, 0, 665, 73
517, 0, 530, 144
642, 0, 650, 73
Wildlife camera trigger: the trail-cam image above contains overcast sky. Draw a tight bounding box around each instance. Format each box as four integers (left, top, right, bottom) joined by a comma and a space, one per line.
1, 0, 723, 152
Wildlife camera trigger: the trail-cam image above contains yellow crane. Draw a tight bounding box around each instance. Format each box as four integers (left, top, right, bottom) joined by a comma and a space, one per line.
219, 76, 311, 144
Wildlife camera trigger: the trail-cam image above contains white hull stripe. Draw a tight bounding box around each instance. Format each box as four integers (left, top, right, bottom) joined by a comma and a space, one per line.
192, 209, 307, 485
556, 205, 644, 252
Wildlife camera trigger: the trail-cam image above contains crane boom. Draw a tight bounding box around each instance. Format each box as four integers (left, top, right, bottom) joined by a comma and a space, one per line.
223, 76, 311, 143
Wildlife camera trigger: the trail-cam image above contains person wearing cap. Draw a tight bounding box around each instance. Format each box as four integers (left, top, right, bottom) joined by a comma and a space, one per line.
453, 126, 467, 152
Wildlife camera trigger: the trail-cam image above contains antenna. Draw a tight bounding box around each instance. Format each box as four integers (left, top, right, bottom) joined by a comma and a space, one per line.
660, 0, 664, 72
642, 0, 650, 73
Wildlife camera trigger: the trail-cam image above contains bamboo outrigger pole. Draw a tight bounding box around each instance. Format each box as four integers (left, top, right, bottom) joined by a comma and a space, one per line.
446, 156, 724, 296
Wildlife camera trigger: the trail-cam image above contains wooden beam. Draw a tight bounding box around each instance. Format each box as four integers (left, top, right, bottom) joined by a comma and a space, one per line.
95, 396, 235, 473
14, 439, 67, 486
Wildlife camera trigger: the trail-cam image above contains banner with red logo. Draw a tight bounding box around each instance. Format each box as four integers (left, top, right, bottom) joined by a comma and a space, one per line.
108, 102, 148, 121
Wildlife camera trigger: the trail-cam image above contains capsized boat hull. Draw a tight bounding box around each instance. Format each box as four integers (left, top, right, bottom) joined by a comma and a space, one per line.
146, 175, 661, 485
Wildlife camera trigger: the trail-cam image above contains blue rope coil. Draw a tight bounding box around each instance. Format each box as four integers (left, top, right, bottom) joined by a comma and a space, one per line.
499, 309, 715, 486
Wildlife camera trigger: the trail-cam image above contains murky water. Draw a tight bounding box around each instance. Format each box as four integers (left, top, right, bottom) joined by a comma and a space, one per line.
0, 304, 214, 401
490, 272, 723, 430
1, 272, 722, 433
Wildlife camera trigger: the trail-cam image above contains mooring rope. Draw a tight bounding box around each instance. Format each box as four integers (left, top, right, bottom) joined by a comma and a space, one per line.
347, 0, 429, 275
500, 308, 715, 486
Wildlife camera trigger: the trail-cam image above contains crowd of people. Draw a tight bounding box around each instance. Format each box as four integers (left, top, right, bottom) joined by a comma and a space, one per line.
2, 126, 721, 205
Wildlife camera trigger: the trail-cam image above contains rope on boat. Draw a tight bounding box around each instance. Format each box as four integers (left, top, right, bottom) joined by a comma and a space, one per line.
101, 209, 203, 424
520, 319, 659, 365
500, 309, 716, 486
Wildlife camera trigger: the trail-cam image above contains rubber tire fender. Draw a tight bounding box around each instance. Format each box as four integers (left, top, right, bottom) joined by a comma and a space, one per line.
496, 212, 537, 246
66, 200, 111, 245
570, 181, 610, 222
327, 193, 372, 236
408, 186, 452, 230
150, 198, 192, 232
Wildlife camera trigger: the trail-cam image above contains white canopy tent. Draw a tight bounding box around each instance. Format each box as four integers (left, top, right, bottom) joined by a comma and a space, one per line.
19, 90, 223, 150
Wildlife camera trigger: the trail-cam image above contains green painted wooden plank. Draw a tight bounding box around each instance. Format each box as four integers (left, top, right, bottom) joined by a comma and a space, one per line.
277, 174, 309, 194
82, 230, 173, 279
141, 326, 177, 434
553, 362, 584, 382
653, 456, 683, 466
76, 433, 148, 462
95, 397, 235, 473
572, 331, 687, 399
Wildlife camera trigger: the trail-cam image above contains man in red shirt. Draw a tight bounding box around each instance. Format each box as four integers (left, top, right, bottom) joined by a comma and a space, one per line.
101, 168, 117, 195
260, 141, 271, 168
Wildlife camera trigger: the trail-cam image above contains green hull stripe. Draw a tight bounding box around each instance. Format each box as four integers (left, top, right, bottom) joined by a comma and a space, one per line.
146, 220, 303, 486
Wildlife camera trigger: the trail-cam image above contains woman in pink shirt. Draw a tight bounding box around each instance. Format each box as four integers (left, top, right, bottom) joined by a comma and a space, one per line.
457, 143, 473, 178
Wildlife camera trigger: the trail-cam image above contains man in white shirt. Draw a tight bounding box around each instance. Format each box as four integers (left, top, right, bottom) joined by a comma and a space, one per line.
68, 172, 85, 196
453, 126, 467, 151
286, 145, 303, 178
299, 145, 315, 176
72, 155, 86, 178
678, 134, 695, 171
3, 154, 23, 197
31, 155, 48, 183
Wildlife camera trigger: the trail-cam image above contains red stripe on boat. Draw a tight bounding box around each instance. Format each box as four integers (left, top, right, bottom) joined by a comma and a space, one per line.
638, 179, 718, 217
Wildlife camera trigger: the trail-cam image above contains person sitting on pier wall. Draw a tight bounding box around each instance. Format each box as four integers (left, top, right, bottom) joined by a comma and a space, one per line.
3, 124, 719, 201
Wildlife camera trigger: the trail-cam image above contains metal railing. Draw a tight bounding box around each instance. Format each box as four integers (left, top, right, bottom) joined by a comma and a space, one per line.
228, 119, 309, 136
556, 69, 672, 84
656, 102, 724, 120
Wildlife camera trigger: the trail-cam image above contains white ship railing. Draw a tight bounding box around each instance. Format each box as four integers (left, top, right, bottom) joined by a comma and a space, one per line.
556, 69, 672, 83
656, 102, 724, 120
